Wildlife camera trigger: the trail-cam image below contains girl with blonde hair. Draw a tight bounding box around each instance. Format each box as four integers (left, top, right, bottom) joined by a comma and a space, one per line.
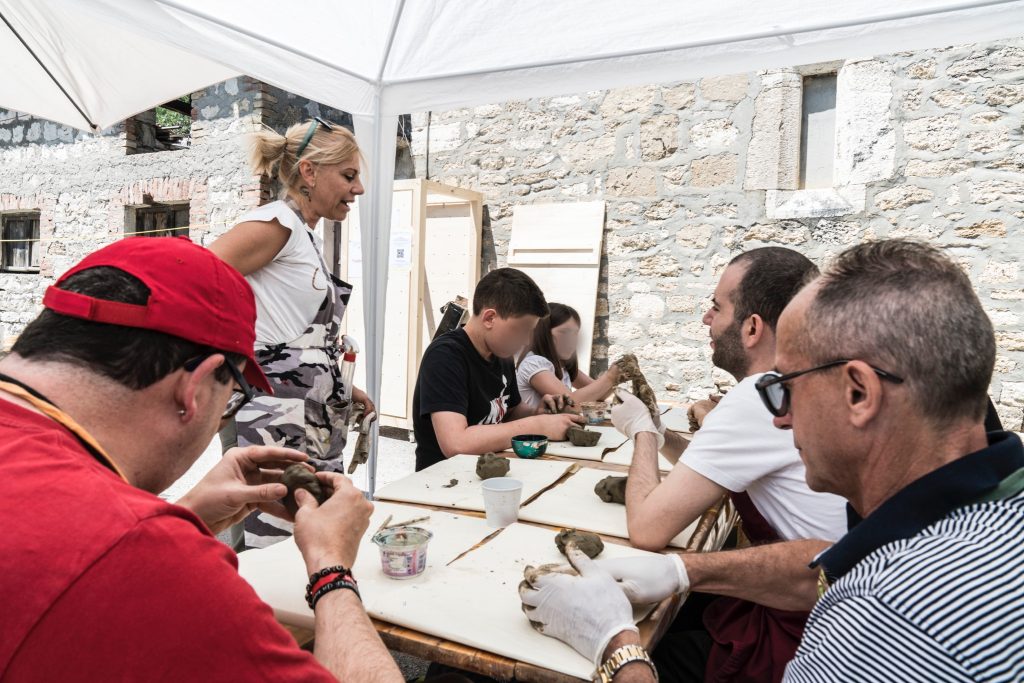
211, 118, 371, 548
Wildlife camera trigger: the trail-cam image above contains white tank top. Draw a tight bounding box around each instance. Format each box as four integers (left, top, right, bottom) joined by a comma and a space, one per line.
235, 200, 331, 346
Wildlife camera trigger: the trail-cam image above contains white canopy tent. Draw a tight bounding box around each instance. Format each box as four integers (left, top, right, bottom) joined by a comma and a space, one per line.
3, 0, 1024, 492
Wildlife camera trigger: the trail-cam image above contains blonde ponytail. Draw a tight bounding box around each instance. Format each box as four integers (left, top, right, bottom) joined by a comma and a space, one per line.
246, 120, 362, 198
247, 126, 289, 179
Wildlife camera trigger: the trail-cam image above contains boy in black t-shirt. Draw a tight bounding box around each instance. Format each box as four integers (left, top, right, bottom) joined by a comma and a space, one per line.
413, 268, 582, 470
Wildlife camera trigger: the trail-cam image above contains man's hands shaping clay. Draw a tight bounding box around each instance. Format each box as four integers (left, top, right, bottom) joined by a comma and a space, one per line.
610, 389, 665, 448
520, 546, 637, 665
293, 472, 373, 574
176, 445, 308, 535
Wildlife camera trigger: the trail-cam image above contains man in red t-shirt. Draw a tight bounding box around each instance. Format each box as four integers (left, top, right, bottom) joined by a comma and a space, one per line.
0, 237, 403, 682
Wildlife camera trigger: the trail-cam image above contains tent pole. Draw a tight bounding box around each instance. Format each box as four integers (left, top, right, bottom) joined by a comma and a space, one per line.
0, 9, 98, 130
353, 102, 399, 498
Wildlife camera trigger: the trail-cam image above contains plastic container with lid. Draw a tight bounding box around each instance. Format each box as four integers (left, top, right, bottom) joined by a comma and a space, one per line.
372, 526, 433, 579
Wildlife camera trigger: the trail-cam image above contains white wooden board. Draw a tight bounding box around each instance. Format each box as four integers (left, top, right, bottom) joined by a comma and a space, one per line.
661, 407, 694, 433
601, 438, 675, 472
542, 425, 628, 460
369, 521, 661, 680
237, 501, 498, 629
519, 467, 697, 549
240, 508, 666, 680
373, 455, 574, 511
507, 201, 605, 371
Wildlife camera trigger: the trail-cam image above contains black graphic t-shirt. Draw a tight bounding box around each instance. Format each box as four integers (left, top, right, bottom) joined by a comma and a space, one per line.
412, 328, 521, 470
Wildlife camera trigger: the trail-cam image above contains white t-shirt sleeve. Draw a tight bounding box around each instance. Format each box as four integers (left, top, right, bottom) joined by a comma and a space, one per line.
681, 375, 795, 493
517, 354, 557, 384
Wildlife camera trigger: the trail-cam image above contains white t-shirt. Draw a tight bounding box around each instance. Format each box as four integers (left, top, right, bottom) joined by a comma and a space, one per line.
235, 201, 331, 346
681, 373, 848, 542
517, 352, 573, 411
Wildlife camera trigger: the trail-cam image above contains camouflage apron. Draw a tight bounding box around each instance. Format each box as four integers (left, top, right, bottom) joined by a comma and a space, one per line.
239, 201, 353, 549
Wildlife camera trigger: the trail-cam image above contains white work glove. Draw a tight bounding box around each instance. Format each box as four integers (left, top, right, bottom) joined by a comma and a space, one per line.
596, 554, 690, 605
611, 389, 665, 448
520, 547, 637, 666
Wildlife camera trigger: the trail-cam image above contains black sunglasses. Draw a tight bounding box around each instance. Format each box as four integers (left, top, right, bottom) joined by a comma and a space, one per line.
183, 354, 254, 420
755, 360, 905, 418
296, 116, 336, 158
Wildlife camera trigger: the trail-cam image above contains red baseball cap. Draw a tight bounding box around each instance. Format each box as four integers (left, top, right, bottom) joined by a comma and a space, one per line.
42, 236, 272, 394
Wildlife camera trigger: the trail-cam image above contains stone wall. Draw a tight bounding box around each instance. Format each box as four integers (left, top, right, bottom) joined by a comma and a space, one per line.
0, 77, 354, 346
409, 38, 1024, 429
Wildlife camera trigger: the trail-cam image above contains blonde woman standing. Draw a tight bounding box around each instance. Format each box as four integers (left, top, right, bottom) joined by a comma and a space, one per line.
210, 118, 372, 549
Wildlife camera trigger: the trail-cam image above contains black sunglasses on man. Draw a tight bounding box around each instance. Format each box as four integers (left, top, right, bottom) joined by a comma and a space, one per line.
755, 360, 904, 418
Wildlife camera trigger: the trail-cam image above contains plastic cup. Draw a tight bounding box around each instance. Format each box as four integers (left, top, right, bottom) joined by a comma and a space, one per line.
481, 477, 523, 527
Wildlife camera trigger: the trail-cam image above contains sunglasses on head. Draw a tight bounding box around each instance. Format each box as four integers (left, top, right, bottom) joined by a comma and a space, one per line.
183, 354, 254, 420
296, 116, 336, 158
755, 359, 905, 418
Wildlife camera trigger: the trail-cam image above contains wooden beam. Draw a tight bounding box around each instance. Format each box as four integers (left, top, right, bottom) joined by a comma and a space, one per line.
159, 98, 192, 117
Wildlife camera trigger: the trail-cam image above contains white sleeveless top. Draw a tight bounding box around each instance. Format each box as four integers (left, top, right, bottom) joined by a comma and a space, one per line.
235, 200, 331, 346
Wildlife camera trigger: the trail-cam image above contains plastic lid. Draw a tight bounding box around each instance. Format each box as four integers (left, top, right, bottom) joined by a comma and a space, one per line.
343, 352, 357, 362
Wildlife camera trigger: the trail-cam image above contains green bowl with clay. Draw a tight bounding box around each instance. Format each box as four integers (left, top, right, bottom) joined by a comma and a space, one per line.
511, 434, 548, 458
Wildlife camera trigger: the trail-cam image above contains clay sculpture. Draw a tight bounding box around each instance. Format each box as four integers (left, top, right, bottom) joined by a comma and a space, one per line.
566, 425, 601, 447
555, 528, 605, 558
475, 452, 510, 480
281, 464, 328, 516
613, 353, 660, 419
594, 475, 628, 504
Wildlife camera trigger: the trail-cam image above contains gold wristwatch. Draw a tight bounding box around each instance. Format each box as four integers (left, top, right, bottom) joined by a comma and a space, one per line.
594, 644, 658, 682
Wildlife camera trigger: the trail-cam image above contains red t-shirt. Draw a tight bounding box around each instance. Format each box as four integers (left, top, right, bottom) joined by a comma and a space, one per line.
0, 398, 335, 682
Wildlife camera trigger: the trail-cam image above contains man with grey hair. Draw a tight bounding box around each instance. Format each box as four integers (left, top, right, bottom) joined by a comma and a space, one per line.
521, 239, 1024, 682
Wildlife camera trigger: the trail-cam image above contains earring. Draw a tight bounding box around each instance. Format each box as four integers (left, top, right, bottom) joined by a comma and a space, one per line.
178, 409, 186, 416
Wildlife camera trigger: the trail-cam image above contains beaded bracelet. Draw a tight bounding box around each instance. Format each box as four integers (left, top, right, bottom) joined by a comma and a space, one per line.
305, 565, 360, 609
308, 577, 361, 610
306, 565, 349, 593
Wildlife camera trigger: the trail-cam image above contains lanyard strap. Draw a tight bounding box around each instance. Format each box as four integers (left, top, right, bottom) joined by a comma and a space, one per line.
0, 377, 129, 483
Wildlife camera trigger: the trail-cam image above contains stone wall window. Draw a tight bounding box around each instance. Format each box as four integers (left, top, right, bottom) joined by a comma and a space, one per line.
125, 96, 193, 155
126, 201, 190, 238
799, 74, 837, 189
0, 212, 40, 273
746, 60, 895, 219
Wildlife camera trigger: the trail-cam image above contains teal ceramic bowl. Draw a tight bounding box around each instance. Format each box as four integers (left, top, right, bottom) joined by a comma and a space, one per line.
511, 434, 548, 458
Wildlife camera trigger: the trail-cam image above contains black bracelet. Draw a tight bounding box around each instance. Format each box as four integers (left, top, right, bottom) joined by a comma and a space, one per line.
305, 565, 349, 593
309, 578, 361, 610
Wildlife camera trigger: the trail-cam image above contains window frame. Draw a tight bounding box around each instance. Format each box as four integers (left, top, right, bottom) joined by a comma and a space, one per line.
126, 202, 190, 239
0, 211, 41, 274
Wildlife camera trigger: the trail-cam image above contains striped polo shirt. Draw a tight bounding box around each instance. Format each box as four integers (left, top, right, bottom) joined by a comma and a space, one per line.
784, 431, 1024, 682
